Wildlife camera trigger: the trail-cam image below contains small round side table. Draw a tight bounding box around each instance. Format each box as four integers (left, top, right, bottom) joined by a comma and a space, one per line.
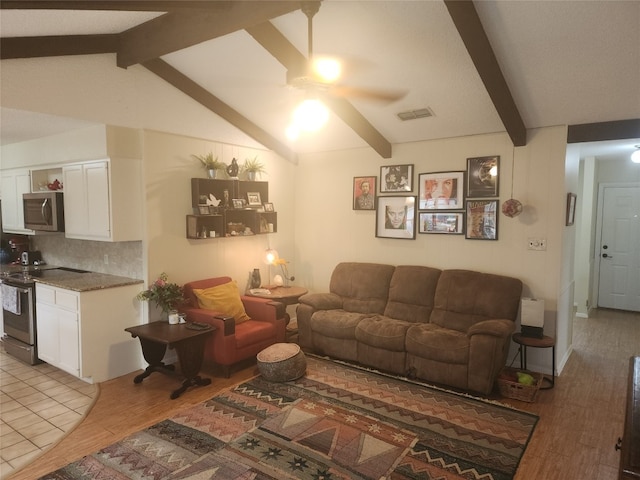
511, 332, 556, 389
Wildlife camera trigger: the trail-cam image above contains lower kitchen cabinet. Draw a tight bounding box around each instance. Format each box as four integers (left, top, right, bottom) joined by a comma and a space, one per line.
35, 282, 143, 383
36, 300, 79, 377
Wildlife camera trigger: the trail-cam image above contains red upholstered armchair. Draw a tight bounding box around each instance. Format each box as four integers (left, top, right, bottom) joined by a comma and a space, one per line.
181, 277, 286, 377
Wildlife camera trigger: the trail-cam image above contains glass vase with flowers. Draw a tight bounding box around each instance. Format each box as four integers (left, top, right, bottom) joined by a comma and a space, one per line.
136, 272, 184, 317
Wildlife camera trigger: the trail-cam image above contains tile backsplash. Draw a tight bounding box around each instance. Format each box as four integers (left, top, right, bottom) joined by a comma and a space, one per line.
31, 236, 142, 279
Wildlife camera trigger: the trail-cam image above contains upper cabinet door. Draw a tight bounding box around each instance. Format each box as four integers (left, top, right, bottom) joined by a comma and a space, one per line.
63, 158, 142, 242
1, 169, 34, 234
62, 164, 89, 236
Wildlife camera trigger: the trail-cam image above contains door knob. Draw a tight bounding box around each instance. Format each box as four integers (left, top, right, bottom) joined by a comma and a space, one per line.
602, 253, 613, 258
616, 437, 623, 451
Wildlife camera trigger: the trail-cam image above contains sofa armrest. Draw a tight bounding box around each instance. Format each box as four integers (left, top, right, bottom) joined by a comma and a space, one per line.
182, 307, 236, 335
299, 292, 344, 310
467, 319, 515, 338
182, 298, 285, 337
241, 295, 286, 322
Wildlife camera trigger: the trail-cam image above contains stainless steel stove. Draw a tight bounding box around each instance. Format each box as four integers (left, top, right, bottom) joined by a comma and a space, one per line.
2, 266, 88, 364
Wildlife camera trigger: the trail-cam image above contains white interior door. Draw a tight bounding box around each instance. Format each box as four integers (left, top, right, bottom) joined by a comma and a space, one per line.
597, 186, 640, 311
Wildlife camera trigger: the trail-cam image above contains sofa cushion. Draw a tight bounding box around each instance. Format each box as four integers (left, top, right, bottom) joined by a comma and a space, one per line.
355, 315, 412, 351
193, 280, 251, 324
310, 310, 367, 340
430, 269, 523, 333
384, 265, 441, 323
405, 323, 469, 364
329, 262, 395, 314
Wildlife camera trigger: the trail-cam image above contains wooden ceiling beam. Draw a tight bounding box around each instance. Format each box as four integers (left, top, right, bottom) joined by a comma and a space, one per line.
444, 0, 527, 147
117, 2, 300, 68
0, 1, 233, 11
1, 34, 118, 59
246, 21, 393, 159
142, 58, 298, 164
567, 119, 640, 143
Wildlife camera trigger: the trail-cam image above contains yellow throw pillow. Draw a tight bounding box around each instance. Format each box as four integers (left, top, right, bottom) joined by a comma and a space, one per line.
193, 281, 251, 324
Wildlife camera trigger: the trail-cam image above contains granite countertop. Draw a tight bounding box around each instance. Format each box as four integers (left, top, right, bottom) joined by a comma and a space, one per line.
0, 264, 143, 292
36, 272, 144, 292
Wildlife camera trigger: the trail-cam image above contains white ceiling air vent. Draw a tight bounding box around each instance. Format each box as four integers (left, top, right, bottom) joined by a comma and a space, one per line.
397, 107, 434, 121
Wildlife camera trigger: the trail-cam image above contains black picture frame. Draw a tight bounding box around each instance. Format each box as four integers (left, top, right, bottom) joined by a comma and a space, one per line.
263, 202, 274, 212
380, 164, 413, 193
465, 199, 498, 240
353, 176, 376, 210
418, 171, 465, 210
232, 198, 245, 209
419, 212, 465, 234
466, 156, 499, 198
375, 196, 416, 239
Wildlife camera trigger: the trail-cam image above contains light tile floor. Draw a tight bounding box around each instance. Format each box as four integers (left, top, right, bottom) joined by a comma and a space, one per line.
0, 344, 98, 479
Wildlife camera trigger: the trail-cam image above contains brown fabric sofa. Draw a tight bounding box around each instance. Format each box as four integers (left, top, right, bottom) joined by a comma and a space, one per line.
296, 262, 523, 395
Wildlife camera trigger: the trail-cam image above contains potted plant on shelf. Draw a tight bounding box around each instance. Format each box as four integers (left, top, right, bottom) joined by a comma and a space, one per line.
241, 156, 267, 181
192, 152, 226, 179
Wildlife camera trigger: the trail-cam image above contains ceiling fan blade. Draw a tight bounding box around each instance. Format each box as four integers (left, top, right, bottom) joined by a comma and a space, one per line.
329, 85, 408, 103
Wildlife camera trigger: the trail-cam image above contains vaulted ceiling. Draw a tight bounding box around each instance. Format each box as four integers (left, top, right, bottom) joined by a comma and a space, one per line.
1, 1, 638, 162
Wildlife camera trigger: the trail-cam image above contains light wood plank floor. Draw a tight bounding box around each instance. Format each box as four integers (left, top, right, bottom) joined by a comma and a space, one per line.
7, 308, 638, 480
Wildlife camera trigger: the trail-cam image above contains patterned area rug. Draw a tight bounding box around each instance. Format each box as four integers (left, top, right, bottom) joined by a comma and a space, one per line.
41, 356, 537, 480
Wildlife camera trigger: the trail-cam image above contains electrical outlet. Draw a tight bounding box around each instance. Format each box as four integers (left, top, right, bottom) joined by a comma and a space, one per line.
104, 254, 109, 264
527, 237, 547, 251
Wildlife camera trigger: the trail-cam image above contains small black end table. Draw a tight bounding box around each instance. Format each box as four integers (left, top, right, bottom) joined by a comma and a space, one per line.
512, 332, 556, 389
125, 321, 215, 399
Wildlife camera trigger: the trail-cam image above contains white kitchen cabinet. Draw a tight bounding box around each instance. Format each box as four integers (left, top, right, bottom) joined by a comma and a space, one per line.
35, 284, 80, 377
36, 282, 143, 383
62, 157, 142, 242
1, 168, 34, 234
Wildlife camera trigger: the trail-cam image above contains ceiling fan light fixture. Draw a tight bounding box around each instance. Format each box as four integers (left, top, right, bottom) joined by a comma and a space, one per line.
292, 98, 329, 132
631, 146, 640, 164
312, 57, 341, 83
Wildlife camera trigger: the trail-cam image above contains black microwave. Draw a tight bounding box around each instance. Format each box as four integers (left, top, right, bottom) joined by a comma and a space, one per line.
23, 192, 65, 232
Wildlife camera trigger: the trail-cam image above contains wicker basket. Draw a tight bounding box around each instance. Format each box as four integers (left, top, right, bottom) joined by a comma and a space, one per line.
496, 366, 543, 402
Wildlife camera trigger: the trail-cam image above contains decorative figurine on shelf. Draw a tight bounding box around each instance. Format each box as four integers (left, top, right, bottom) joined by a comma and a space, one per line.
226, 158, 239, 179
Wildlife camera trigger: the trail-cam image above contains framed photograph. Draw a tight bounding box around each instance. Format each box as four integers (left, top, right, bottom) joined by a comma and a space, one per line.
263, 202, 274, 212
566, 193, 577, 226
375, 196, 416, 239
419, 212, 464, 234
246, 192, 262, 206
465, 200, 498, 240
418, 171, 465, 210
353, 176, 376, 210
466, 155, 499, 198
232, 198, 244, 209
380, 164, 413, 193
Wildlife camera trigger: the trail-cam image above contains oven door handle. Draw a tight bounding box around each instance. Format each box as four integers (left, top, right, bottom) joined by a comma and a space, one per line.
5, 285, 31, 295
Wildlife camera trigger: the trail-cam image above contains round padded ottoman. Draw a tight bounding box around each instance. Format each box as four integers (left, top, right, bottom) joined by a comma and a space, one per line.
257, 343, 307, 382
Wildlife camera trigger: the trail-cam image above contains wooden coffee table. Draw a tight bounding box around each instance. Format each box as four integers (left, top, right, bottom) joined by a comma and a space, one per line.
125, 321, 215, 399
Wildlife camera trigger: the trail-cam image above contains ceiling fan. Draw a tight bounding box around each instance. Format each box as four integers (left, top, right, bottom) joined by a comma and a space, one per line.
286, 1, 408, 104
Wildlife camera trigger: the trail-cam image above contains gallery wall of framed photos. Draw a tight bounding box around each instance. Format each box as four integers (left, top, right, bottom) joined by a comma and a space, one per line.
354, 156, 501, 241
